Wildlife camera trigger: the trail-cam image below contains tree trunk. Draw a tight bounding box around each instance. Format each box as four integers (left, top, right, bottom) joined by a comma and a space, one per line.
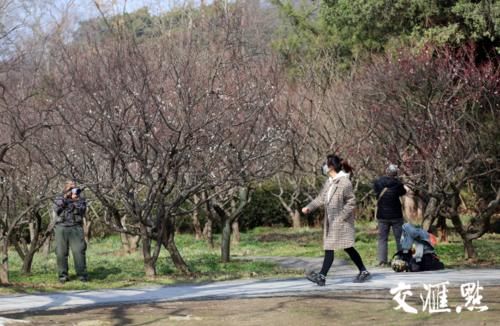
0, 239, 9, 284
162, 215, 191, 275
231, 219, 240, 244
83, 218, 92, 243
422, 197, 439, 230
42, 236, 51, 256
141, 226, 156, 277
121, 233, 131, 253
276, 195, 301, 228
437, 215, 448, 243
121, 233, 140, 254
402, 192, 424, 225
29, 222, 36, 243
450, 213, 477, 260
192, 210, 203, 240
192, 195, 203, 240
437, 227, 448, 243
221, 216, 231, 263
129, 235, 140, 253
203, 218, 214, 248
15, 216, 43, 275
203, 207, 215, 249
12, 236, 25, 261
164, 235, 191, 275
417, 197, 425, 223
452, 188, 500, 260
449, 193, 477, 260
463, 239, 476, 260
291, 209, 301, 228
20, 230, 38, 274
21, 249, 36, 274
0, 263, 7, 284
143, 258, 156, 277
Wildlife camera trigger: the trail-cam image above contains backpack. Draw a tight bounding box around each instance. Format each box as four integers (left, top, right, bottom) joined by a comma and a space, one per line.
409, 253, 445, 272
391, 251, 444, 272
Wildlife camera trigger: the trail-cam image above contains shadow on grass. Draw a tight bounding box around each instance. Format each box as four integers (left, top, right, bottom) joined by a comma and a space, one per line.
89, 266, 123, 281
0, 283, 37, 294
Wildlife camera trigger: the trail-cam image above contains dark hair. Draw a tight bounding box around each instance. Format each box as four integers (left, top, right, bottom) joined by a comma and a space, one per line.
326, 154, 353, 174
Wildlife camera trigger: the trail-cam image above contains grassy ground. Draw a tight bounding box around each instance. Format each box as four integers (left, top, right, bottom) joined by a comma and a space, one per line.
1, 222, 499, 294
237, 222, 500, 268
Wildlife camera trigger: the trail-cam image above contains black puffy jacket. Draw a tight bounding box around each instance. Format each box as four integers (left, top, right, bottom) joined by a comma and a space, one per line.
54, 195, 87, 226
373, 176, 406, 220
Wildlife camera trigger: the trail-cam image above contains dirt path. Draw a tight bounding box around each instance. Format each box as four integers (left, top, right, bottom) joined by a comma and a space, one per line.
0, 257, 499, 325
3, 286, 499, 326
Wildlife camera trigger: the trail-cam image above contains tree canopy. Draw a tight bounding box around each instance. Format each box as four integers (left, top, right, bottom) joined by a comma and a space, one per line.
273, 0, 499, 69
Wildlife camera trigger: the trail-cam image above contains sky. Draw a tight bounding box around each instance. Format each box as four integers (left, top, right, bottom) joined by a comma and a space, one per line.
1, 0, 211, 45
58, 0, 209, 20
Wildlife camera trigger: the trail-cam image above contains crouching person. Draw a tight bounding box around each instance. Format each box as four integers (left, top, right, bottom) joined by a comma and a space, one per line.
391, 223, 444, 272
53, 181, 88, 283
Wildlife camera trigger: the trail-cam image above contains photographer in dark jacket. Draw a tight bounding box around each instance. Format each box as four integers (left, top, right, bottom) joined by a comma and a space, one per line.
373, 164, 406, 266
53, 181, 88, 283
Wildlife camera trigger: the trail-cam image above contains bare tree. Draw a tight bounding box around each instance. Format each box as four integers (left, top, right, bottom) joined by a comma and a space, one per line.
0, 1, 61, 282
353, 45, 499, 259
43, 1, 284, 276
208, 186, 250, 262
271, 175, 302, 228
273, 55, 376, 227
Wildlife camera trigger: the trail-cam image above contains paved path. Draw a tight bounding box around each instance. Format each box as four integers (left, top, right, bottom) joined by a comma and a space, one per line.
0, 257, 499, 315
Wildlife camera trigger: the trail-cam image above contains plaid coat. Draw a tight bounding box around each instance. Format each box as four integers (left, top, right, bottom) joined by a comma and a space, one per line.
306, 173, 356, 250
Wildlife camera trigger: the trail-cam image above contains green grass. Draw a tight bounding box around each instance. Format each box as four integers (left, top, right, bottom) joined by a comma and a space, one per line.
231, 222, 500, 268
2, 223, 499, 294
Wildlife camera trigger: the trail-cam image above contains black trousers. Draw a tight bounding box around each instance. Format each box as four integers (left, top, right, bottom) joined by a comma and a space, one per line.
320, 247, 366, 276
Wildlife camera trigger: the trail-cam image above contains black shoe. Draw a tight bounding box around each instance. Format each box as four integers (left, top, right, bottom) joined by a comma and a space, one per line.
306, 271, 326, 286
354, 270, 371, 283
59, 276, 69, 284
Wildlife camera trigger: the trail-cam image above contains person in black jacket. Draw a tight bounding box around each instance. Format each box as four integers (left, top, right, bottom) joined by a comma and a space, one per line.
373, 164, 406, 266
53, 181, 88, 283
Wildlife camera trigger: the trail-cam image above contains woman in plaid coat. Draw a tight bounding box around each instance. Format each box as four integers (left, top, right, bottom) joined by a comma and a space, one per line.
302, 154, 371, 286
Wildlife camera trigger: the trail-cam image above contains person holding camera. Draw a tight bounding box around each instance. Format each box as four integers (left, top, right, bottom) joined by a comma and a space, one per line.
53, 181, 88, 283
